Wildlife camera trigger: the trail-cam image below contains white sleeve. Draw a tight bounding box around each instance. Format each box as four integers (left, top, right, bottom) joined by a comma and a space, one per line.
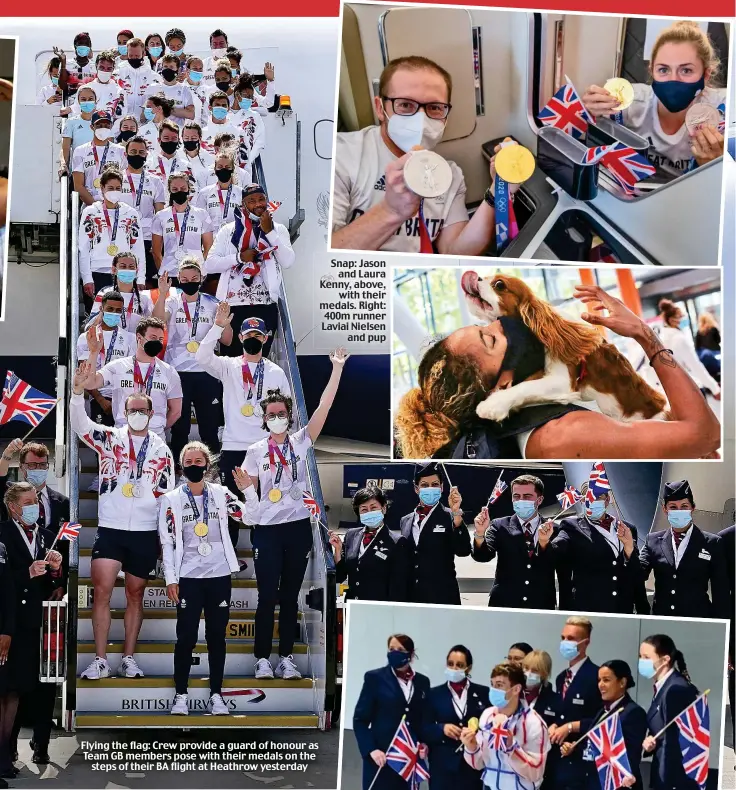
129, 208, 146, 284
70, 391, 112, 452
71, 145, 86, 174
279, 367, 292, 398
191, 189, 207, 211
158, 495, 178, 585
78, 207, 93, 285
150, 210, 164, 239
444, 168, 470, 227
508, 712, 550, 783
168, 367, 183, 399
669, 331, 721, 395
250, 113, 266, 161
205, 224, 240, 273
194, 324, 228, 380
268, 223, 295, 270
153, 176, 166, 205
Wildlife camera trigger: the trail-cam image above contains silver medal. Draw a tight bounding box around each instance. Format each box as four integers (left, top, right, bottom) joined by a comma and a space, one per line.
132, 484, 144, 498
685, 102, 721, 134
197, 541, 213, 557
289, 484, 303, 500
175, 247, 186, 261
403, 150, 453, 198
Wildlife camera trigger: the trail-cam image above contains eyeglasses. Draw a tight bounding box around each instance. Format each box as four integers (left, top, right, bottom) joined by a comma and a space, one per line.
266, 413, 288, 421
382, 97, 452, 120
127, 409, 150, 416
23, 462, 49, 470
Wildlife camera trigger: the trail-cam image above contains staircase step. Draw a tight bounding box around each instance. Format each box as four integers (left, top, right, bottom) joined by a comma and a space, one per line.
76, 523, 253, 550
77, 549, 254, 578
75, 711, 319, 728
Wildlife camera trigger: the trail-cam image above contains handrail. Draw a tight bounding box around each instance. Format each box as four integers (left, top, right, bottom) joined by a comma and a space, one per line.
54, 176, 69, 485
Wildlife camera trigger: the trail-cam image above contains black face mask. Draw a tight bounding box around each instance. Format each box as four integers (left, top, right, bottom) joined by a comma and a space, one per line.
160, 140, 179, 155
161, 68, 178, 83
242, 336, 264, 355
182, 465, 206, 483
128, 57, 144, 68
215, 167, 233, 183
497, 315, 547, 385
127, 153, 147, 170
179, 281, 201, 296
118, 129, 136, 143
143, 339, 164, 357
183, 139, 199, 151
215, 80, 231, 92
170, 190, 188, 205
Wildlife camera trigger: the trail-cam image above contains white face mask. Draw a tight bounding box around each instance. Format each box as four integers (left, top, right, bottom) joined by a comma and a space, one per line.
104, 190, 122, 204
387, 111, 446, 153
267, 416, 289, 435
127, 412, 149, 432
97, 70, 112, 83
95, 127, 113, 141
211, 47, 227, 59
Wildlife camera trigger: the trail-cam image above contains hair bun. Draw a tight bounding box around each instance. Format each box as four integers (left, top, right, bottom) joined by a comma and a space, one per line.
395, 388, 457, 459
266, 388, 282, 396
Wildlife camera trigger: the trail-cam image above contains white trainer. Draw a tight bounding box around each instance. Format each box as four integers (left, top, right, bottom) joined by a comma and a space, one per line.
119, 655, 145, 678
80, 656, 112, 680
254, 658, 274, 679
275, 655, 302, 680
210, 693, 229, 715
171, 693, 188, 715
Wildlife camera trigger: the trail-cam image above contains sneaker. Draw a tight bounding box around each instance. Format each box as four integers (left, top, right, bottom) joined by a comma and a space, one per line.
87, 475, 99, 493
275, 655, 301, 680
210, 693, 229, 715
170, 693, 188, 715
254, 658, 274, 679
119, 655, 144, 678
80, 656, 112, 680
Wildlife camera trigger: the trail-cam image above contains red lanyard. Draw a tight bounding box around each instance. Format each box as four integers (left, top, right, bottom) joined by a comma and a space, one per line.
133, 359, 155, 393
181, 294, 200, 339
157, 157, 166, 178
103, 206, 117, 241
268, 437, 292, 475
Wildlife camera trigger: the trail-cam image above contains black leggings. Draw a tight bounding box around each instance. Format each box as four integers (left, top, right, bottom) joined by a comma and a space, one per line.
219, 449, 248, 549
174, 575, 231, 695
169, 371, 224, 470
252, 518, 313, 660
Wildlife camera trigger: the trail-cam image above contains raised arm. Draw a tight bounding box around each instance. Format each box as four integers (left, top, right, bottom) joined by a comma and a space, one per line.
81, 327, 105, 390
70, 361, 112, 453
152, 271, 172, 321
195, 301, 231, 380
306, 348, 349, 443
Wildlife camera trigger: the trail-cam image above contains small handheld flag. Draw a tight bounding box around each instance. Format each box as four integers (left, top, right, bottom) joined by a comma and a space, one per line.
675, 693, 710, 789
385, 718, 431, 788
586, 462, 610, 504
557, 486, 582, 511
587, 711, 634, 790
0, 372, 57, 429
267, 200, 282, 213
488, 470, 507, 505
57, 522, 81, 542
592, 143, 656, 195
538, 80, 592, 140
302, 491, 321, 519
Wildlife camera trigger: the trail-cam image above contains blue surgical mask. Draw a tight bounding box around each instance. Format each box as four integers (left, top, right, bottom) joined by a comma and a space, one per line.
445, 668, 466, 684
189, 71, 203, 83
76, 45, 91, 58
231, 69, 239, 78
559, 640, 581, 661
418, 487, 441, 507
148, 46, 163, 58
51, 76, 59, 86
524, 671, 541, 688
387, 650, 411, 669
638, 658, 658, 679
26, 469, 48, 488
116, 269, 136, 284
240, 97, 253, 111
678, 317, 689, 331
513, 500, 537, 521
103, 311, 121, 327
118, 44, 128, 56
586, 500, 607, 521
667, 510, 692, 530
489, 687, 508, 708
651, 76, 705, 114
143, 107, 155, 122
20, 504, 40, 526
359, 511, 384, 529
79, 101, 96, 113
212, 106, 228, 121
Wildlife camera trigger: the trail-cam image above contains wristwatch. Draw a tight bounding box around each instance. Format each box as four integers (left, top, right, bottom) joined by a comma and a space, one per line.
483, 187, 495, 209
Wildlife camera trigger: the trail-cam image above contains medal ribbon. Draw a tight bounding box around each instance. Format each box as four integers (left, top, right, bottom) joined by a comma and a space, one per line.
121, 293, 135, 330
417, 200, 434, 254
133, 358, 156, 395
127, 430, 150, 482
181, 292, 202, 340
93, 141, 110, 183
611, 111, 623, 125
103, 206, 120, 245
217, 184, 233, 220
241, 359, 264, 404
238, 214, 262, 278
127, 170, 146, 208
184, 484, 209, 525
268, 436, 297, 488
157, 156, 167, 178
171, 205, 191, 255
101, 326, 119, 365
494, 176, 518, 254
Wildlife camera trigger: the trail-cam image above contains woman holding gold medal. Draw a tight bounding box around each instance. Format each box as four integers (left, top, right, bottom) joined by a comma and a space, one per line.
239, 348, 349, 680
158, 441, 255, 717
581, 21, 725, 176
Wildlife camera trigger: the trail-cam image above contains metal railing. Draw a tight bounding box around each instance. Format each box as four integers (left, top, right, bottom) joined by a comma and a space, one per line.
54, 177, 69, 485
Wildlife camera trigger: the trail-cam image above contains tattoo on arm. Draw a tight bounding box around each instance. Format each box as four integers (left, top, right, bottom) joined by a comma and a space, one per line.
641, 327, 677, 368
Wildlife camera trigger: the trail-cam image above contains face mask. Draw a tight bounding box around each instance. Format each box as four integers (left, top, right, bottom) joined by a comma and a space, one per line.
667, 510, 693, 530
189, 71, 203, 83
418, 487, 441, 507
148, 46, 163, 58
240, 97, 253, 111
128, 57, 144, 69
215, 81, 231, 93
51, 76, 59, 86
127, 153, 147, 170
118, 44, 128, 56
161, 68, 178, 83
638, 658, 659, 679
127, 411, 149, 432
20, 504, 40, 526
179, 281, 200, 296
104, 190, 122, 204
678, 317, 689, 331
231, 69, 239, 78
76, 45, 91, 58
524, 672, 541, 688
651, 76, 705, 114
248, 211, 262, 222
170, 190, 188, 205
79, 100, 96, 113
212, 105, 229, 120
586, 500, 607, 521
183, 464, 206, 483
560, 640, 581, 661
25, 469, 48, 488
211, 47, 227, 59
387, 111, 446, 153
143, 339, 163, 357
103, 311, 121, 326
166, 47, 179, 56
118, 129, 136, 142
360, 510, 384, 529
183, 140, 200, 152
116, 269, 136, 283
387, 650, 411, 669
445, 667, 466, 684
160, 140, 179, 155
97, 70, 112, 84
242, 336, 264, 355
513, 500, 537, 521
267, 416, 290, 435
489, 687, 509, 708
95, 127, 113, 141
143, 107, 155, 122
215, 167, 233, 183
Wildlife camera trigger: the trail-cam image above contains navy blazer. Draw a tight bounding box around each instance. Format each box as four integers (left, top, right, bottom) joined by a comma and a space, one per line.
719, 525, 735, 659
336, 526, 411, 602
354, 665, 431, 790
422, 680, 488, 789
528, 682, 563, 728
399, 506, 471, 605
471, 515, 559, 609
0, 541, 16, 637
640, 526, 729, 620
551, 517, 650, 614
645, 671, 699, 790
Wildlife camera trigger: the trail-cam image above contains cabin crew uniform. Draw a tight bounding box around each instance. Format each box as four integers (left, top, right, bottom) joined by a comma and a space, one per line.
143, 82, 195, 129
423, 678, 488, 789
471, 514, 560, 609
70, 391, 174, 580
398, 504, 471, 605
336, 525, 411, 602
0, 540, 14, 773
550, 515, 650, 614
97, 355, 183, 439
192, 182, 244, 233
87, 285, 154, 335
353, 665, 430, 790
719, 524, 735, 730
164, 291, 223, 463
645, 670, 699, 790
206, 210, 295, 357
332, 125, 468, 253
242, 427, 315, 663
71, 140, 126, 202
150, 205, 213, 277
115, 61, 160, 119
118, 168, 166, 280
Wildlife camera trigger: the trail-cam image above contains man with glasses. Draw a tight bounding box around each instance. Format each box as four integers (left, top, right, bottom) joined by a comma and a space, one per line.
332, 56, 498, 255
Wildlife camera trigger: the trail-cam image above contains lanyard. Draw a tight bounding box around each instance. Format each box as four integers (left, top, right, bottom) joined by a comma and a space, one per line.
100, 327, 119, 365
241, 359, 264, 403
449, 681, 469, 720
93, 142, 110, 179
157, 156, 170, 178
133, 358, 156, 395
120, 292, 136, 329
181, 293, 201, 339
238, 215, 262, 278
128, 430, 150, 482
171, 206, 191, 252
217, 184, 233, 220
268, 436, 297, 487
127, 170, 146, 208
184, 484, 208, 523
103, 205, 119, 243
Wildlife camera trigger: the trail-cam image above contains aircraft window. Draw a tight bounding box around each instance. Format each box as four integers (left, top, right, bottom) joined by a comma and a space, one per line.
314, 118, 334, 160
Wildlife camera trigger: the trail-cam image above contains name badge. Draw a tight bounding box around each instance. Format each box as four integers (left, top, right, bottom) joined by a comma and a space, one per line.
572, 698, 585, 706
375, 551, 388, 560
698, 551, 711, 561
544, 709, 555, 717
433, 526, 446, 533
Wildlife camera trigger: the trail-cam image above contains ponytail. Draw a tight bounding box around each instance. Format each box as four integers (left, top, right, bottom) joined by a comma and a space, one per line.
643, 634, 692, 684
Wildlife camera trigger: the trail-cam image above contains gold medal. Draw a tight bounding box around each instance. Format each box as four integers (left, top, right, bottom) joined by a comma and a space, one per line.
495, 144, 536, 184
241, 403, 254, 417
93, 177, 101, 188
186, 340, 200, 353
193, 521, 209, 537
603, 78, 634, 112
107, 244, 119, 256
122, 482, 135, 497
268, 488, 282, 503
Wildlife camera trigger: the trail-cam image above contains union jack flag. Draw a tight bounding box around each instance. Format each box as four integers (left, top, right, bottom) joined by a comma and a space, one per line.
488, 471, 507, 505
0, 372, 57, 429
586, 462, 610, 504
538, 82, 592, 140
57, 522, 82, 541
488, 720, 514, 752
593, 142, 655, 195
302, 490, 321, 519
582, 143, 616, 165
267, 200, 282, 213
386, 718, 430, 787
675, 695, 710, 789
587, 712, 634, 790
557, 485, 582, 510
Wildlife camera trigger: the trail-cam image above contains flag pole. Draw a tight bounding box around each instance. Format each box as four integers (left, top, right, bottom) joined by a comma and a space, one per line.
486, 468, 506, 507
651, 690, 710, 742
367, 715, 406, 790
565, 707, 623, 751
